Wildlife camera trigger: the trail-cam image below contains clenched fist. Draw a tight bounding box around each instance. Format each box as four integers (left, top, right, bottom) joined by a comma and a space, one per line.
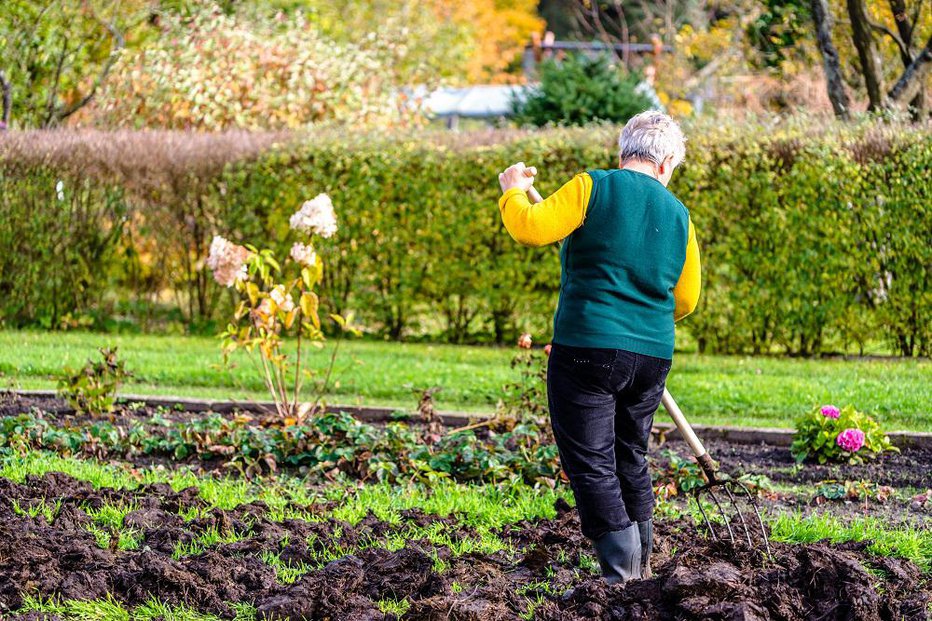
498, 162, 537, 193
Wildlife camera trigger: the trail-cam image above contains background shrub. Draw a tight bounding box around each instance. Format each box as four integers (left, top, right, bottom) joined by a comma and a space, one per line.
512, 55, 654, 127
1, 119, 928, 355
0, 157, 127, 328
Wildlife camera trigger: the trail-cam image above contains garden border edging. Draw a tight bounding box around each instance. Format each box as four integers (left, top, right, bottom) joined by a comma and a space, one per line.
11, 390, 932, 450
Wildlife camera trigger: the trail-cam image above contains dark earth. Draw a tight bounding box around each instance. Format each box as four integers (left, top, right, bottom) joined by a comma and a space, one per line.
1, 392, 930, 619
0, 470, 929, 620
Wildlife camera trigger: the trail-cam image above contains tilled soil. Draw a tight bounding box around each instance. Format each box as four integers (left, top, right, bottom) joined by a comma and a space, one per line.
680, 437, 932, 490
1, 471, 929, 620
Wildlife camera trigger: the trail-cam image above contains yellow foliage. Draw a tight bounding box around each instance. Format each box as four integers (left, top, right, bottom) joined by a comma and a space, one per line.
667, 99, 694, 117
435, 0, 544, 84
90, 4, 405, 130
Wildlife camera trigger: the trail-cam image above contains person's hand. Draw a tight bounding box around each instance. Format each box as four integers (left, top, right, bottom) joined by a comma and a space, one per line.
499, 162, 537, 193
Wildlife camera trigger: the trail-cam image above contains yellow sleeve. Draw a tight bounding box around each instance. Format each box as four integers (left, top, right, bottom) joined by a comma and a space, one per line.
673, 219, 701, 322
498, 173, 592, 247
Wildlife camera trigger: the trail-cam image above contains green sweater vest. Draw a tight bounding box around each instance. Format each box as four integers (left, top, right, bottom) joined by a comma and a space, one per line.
552, 169, 689, 359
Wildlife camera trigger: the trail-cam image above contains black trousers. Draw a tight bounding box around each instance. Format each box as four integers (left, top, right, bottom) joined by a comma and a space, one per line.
547, 343, 671, 540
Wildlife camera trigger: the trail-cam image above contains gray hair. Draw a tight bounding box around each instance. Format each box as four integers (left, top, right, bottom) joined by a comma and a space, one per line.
618, 110, 686, 168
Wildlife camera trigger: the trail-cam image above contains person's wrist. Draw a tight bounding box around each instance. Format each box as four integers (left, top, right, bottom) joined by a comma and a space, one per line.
498, 186, 525, 209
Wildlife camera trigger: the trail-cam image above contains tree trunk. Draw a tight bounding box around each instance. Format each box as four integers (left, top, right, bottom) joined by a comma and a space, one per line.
885, 0, 924, 117
810, 0, 852, 119
0, 70, 11, 127
846, 0, 884, 110
888, 34, 932, 106
887, 0, 914, 65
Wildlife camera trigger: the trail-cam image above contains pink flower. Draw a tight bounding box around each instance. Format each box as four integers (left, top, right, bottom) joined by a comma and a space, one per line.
206, 235, 249, 287
820, 405, 840, 419
836, 428, 865, 453
517, 333, 532, 349
544, 343, 552, 357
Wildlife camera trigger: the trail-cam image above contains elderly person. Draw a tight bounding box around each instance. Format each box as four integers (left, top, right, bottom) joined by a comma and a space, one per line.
497, 111, 700, 583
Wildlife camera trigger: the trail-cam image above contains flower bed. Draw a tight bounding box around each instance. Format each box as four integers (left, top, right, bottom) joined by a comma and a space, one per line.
1, 393, 930, 618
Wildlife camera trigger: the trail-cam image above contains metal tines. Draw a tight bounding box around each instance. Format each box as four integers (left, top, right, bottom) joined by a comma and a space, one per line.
691, 455, 772, 557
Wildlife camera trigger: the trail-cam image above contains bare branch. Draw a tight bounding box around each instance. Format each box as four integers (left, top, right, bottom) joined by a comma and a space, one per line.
588, 3, 624, 62
888, 33, 932, 104
43, 38, 70, 127
611, 0, 630, 66
870, 20, 911, 63
56, 15, 125, 123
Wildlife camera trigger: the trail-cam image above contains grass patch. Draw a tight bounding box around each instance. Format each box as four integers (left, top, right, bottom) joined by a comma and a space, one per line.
171, 525, 248, 559
84, 500, 141, 530
85, 523, 143, 551
377, 598, 411, 616
770, 513, 932, 572
14, 594, 257, 621
11, 497, 61, 523
260, 549, 314, 584
322, 479, 572, 529
0, 451, 570, 530
3, 330, 930, 430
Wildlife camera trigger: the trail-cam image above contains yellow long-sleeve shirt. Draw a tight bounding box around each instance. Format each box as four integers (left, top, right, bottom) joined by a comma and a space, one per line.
499, 170, 701, 323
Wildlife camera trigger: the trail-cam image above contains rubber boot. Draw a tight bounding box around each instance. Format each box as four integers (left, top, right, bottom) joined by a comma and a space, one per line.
637, 519, 653, 578
592, 524, 642, 584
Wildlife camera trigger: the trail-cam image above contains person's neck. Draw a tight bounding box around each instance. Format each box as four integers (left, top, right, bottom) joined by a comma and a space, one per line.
620, 160, 659, 180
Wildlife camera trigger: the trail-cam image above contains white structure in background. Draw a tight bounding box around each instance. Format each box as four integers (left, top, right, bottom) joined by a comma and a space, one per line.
418, 85, 527, 129
417, 79, 663, 129
412, 36, 671, 129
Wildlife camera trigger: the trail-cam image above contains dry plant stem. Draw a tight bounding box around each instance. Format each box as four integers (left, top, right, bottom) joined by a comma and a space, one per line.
449, 419, 495, 435
258, 350, 286, 418
315, 332, 345, 410
272, 347, 290, 416
292, 332, 303, 417
243, 353, 278, 417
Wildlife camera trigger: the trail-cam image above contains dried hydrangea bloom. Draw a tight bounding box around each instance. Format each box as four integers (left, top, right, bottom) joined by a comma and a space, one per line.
252, 298, 276, 330
290, 194, 337, 238
517, 333, 533, 349
836, 428, 865, 452
820, 405, 840, 419
270, 285, 295, 313
207, 235, 249, 287
290, 242, 317, 266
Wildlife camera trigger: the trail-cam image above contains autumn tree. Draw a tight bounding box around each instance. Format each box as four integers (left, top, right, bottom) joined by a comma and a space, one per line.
810, 0, 931, 117
0, 0, 146, 128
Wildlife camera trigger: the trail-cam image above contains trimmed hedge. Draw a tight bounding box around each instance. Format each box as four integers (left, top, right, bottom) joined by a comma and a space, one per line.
0, 120, 929, 355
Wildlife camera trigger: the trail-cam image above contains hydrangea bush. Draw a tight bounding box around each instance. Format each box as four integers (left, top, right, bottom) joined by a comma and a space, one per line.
92, 6, 403, 130
791, 403, 898, 465
208, 193, 358, 422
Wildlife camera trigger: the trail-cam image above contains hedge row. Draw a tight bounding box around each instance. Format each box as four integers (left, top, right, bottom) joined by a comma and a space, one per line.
0, 120, 929, 355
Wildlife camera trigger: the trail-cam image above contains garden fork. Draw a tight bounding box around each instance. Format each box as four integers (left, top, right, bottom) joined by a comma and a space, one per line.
661, 389, 772, 556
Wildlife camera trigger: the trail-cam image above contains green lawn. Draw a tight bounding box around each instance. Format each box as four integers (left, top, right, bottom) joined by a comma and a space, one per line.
1, 330, 929, 431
